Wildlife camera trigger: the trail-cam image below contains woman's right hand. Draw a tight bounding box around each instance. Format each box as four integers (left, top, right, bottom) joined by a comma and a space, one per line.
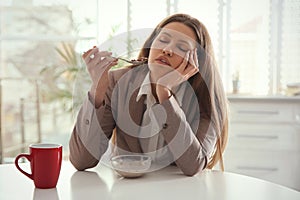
83, 46, 118, 107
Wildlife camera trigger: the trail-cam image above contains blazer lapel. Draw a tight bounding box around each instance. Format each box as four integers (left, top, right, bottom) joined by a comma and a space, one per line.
119, 67, 148, 153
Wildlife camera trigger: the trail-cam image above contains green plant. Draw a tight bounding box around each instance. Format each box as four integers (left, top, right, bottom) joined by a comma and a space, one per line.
40, 25, 137, 112
40, 42, 90, 112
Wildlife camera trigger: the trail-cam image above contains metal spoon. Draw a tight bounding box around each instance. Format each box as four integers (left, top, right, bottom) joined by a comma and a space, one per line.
113, 57, 148, 65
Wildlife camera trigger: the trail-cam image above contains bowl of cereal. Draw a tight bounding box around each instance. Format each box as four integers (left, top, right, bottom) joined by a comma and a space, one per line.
110, 155, 152, 178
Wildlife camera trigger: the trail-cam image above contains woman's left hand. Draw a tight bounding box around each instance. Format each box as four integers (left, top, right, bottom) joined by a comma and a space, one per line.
156, 48, 199, 102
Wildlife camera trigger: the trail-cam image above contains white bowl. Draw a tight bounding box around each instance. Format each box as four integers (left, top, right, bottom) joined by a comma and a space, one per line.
110, 155, 152, 178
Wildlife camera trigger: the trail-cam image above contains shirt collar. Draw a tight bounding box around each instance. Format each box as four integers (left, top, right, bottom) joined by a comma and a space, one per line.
136, 72, 152, 102
136, 72, 187, 107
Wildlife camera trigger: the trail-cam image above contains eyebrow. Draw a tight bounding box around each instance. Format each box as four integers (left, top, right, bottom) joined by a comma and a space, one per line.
161, 31, 192, 45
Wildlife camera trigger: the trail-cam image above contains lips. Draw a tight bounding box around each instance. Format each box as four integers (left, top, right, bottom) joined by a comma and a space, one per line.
155, 56, 171, 66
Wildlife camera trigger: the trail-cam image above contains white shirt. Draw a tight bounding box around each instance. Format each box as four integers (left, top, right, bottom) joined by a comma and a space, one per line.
136, 72, 187, 163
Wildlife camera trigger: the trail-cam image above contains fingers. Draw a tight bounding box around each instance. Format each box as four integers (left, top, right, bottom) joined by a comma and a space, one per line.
83, 46, 97, 59
156, 48, 199, 90
177, 51, 190, 71
101, 59, 118, 75
83, 47, 99, 63
177, 48, 198, 75
83, 46, 118, 67
189, 48, 199, 69
186, 48, 199, 73
93, 51, 113, 65
83, 46, 118, 80
82, 48, 93, 59
184, 67, 199, 80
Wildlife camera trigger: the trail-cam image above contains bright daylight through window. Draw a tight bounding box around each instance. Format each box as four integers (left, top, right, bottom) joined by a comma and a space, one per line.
0, 0, 299, 163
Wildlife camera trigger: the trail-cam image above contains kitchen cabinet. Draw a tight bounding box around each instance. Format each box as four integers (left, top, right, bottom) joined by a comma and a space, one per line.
224, 95, 300, 191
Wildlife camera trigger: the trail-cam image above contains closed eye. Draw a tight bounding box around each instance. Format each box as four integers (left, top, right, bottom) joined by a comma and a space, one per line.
159, 38, 169, 43
177, 44, 189, 52
158, 35, 170, 43
157, 34, 191, 52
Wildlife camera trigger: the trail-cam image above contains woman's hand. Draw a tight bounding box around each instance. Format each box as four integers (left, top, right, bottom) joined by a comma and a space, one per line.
156, 48, 199, 102
83, 46, 118, 107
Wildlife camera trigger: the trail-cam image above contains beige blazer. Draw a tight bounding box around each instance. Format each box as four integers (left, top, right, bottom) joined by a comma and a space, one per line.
69, 65, 217, 176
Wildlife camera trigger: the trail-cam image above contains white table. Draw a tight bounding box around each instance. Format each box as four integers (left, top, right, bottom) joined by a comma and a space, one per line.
1, 161, 300, 200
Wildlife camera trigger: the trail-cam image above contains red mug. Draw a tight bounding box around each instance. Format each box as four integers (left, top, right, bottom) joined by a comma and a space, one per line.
15, 143, 62, 189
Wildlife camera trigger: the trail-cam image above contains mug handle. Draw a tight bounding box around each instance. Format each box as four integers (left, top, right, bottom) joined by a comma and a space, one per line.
15, 154, 33, 180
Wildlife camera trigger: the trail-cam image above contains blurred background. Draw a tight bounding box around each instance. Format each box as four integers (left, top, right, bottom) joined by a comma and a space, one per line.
0, 0, 299, 190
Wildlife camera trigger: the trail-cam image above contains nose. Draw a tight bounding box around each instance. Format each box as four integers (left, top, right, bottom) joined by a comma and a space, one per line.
162, 48, 173, 56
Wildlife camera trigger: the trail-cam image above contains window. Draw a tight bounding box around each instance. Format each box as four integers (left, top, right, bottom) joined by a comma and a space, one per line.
0, 0, 98, 162
1, 0, 299, 163
280, 0, 300, 94
229, 0, 270, 94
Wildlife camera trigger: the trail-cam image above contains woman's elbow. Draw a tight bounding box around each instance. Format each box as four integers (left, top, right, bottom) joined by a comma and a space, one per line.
70, 161, 86, 171
69, 152, 99, 171
181, 165, 203, 176
180, 157, 207, 176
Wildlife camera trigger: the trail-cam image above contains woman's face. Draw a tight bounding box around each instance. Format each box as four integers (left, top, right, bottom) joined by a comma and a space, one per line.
148, 22, 197, 71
